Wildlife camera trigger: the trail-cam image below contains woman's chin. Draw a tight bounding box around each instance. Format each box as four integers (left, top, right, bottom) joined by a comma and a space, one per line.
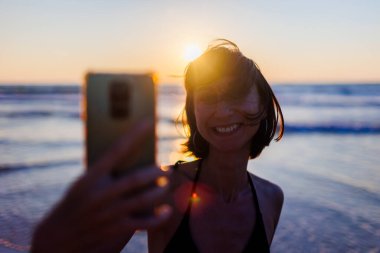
209, 141, 250, 154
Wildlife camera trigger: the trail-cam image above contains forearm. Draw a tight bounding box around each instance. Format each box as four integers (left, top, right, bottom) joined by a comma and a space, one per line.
31, 221, 135, 253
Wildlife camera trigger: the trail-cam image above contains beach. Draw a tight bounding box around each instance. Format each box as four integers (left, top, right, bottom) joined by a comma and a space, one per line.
0, 84, 379, 252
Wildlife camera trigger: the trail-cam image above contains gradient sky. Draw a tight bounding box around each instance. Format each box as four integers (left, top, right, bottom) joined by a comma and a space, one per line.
0, 0, 379, 84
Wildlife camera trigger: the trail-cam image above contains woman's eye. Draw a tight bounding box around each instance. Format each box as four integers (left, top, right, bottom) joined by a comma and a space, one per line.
216, 92, 242, 105
225, 93, 241, 102
197, 91, 218, 104
224, 88, 247, 101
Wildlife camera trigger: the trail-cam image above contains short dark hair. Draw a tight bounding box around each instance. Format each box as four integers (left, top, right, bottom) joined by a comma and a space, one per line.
178, 39, 284, 159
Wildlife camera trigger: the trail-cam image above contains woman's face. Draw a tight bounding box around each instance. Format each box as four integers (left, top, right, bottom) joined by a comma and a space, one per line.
193, 77, 264, 154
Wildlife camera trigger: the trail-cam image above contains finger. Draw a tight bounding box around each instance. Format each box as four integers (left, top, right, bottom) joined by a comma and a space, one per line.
90, 119, 154, 177
123, 184, 169, 214
84, 206, 171, 249
122, 204, 172, 230
90, 179, 169, 227
76, 167, 168, 228
78, 205, 171, 249
87, 166, 167, 212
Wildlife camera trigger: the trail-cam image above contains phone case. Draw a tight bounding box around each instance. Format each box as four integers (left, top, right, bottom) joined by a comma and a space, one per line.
84, 73, 156, 175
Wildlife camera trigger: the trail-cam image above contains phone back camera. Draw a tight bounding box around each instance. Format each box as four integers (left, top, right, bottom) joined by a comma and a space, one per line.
109, 80, 130, 119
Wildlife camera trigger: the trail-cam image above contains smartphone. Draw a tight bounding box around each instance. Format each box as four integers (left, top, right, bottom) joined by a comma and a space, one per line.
83, 72, 156, 177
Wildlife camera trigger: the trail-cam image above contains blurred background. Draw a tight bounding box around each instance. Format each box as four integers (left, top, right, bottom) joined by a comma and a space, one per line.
0, 1, 379, 252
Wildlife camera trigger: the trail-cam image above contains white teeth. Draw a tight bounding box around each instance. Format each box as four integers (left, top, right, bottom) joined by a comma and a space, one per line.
215, 124, 239, 133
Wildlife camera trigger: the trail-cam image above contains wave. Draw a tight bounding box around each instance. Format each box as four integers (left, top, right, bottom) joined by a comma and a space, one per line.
0, 139, 82, 147
271, 84, 380, 108
277, 94, 380, 107
273, 84, 380, 96
0, 159, 81, 173
285, 124, 380, 134
0, 85, 80, 94
0, 110, 80, 119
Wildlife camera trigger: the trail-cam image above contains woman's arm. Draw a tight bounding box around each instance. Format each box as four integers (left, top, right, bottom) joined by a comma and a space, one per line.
31, 121, 172, 253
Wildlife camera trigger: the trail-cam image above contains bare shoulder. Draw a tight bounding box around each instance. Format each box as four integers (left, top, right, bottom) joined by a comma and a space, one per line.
249, 173, 284, 243
159, 160, 199, 209
161, 160, 200, 189
250, 173, 284, 209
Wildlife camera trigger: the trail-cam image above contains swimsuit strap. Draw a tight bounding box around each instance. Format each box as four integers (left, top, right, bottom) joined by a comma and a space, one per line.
172, 159, 203, 214
245, 172, 270, 252
163, 160, 203, 253
187, 159, 203, 213
247, 173, 262, 216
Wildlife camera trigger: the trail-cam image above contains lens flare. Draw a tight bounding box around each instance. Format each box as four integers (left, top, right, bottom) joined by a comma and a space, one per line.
191, 192, 201, 203
156, 176, 169, 187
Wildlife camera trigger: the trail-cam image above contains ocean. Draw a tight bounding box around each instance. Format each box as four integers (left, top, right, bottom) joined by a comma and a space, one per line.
0, 83, 379, 252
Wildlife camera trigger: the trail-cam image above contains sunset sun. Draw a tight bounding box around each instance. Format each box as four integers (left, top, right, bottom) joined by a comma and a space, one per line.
183, 44, 203, 62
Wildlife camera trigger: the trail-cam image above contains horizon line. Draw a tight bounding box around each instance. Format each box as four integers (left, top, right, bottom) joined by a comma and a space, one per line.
0, 81, 380, 86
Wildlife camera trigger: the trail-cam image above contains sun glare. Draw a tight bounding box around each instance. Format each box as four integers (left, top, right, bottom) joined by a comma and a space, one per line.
184, 44, 203, 62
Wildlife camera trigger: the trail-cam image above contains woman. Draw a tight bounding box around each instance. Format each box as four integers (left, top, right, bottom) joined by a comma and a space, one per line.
149, 40, 284, 252
32, 40, 284, 253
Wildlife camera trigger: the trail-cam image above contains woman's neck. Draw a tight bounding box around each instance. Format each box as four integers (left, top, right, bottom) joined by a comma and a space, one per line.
201, 148, 250, 203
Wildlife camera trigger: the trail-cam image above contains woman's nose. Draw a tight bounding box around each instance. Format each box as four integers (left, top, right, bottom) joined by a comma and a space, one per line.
214, 100, 233, 118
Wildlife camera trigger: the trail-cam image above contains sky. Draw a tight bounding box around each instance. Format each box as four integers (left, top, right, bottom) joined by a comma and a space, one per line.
0, 0, 379, 85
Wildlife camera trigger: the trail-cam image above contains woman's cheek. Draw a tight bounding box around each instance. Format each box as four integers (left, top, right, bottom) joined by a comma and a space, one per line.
239, 100, 261, 114
194, 102, 214, 118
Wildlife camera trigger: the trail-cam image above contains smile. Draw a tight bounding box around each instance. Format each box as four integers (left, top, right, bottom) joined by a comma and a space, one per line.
213, 123, 241, 134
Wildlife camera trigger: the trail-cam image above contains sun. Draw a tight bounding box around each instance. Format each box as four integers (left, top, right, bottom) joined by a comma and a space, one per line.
184, 44, 203, 62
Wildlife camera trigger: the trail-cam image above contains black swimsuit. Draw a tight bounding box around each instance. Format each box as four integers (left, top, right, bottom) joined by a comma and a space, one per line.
163, 160, 270, 253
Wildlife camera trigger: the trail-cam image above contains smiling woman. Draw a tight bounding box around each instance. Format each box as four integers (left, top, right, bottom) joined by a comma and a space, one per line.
150, 39, 285, 253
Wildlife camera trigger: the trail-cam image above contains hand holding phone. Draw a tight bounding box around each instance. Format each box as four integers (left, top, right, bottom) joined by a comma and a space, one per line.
31, 121, 171, 253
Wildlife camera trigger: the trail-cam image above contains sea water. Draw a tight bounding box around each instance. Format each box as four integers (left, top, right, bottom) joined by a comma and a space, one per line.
0, 84, 379, 252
